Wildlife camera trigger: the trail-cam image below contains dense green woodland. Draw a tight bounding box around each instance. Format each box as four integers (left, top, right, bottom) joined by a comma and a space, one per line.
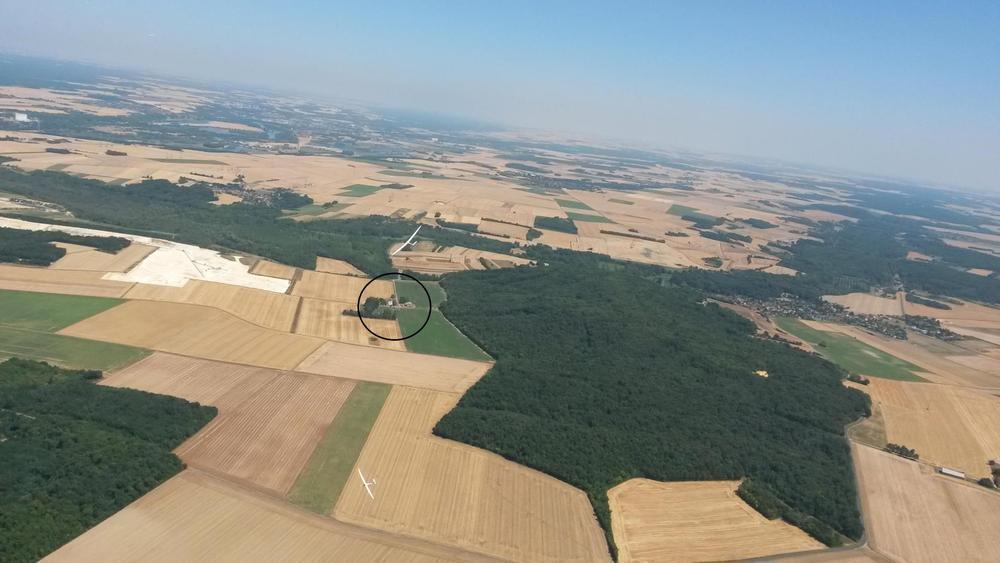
435, 266, 869, 557
0, 227, 129, 266
0, 359, 215, 562
0, 168, 513, 274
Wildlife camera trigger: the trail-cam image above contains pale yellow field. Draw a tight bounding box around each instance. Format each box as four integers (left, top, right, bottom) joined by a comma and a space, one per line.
608, 479, 822, 563
391, 245, 532, 275
853, 443, 1000, 563
249, 259, 297, 280
315, 256, 366, 276
45, 469, 497, 563
176, 369, 354, 493
860, 378, 1000, 478
334, 386, 610, 563
295, 341, 491, 393
0, 264, 134, 297
823, 292, 903, 316
49, 242, 156, 272
293, 298, 406, 350
125, 279, 301, 331
477, 219, 530, 240
0, 86, 131, 116
59, 300, 324, 370
292, 270, 394, 302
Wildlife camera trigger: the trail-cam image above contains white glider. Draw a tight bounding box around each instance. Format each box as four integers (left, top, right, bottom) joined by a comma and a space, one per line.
391, 225, 422, 256
358, 468, 377, 500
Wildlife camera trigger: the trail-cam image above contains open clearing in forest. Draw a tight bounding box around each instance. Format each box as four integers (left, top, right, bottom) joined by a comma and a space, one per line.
334, 386, 610, 563
288, 382, 390, 513
125, 280, 301, 331
853, 443, 1000, 563
0, 264, 134, 297
59, 300, 324, 370
857, 378, 1000, 478
608, 479, 822, 563
0, 289, 147, 369
398, 309, 491, 361
44, 469, 496, 563
104, 353, 355, 494
776, 318, 925, 381
293, 298, 405, 351
315, 256, 366, 276
295, 341, 491, 393
49, 242, 156, 272
292, 270, 394, 302
391, 245, 532, 275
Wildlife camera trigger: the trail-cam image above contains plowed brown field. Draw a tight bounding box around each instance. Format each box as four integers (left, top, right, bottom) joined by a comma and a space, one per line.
608, 479, 822, 563
295, 341, 491, 392
59, 300, 323, 369
334, 386, 610, 562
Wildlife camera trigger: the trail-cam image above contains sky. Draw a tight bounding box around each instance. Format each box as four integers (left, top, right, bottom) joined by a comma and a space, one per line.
0, 0, 997, 192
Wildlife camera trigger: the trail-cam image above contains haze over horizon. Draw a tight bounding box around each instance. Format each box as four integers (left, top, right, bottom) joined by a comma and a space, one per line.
0, 0, 997, 192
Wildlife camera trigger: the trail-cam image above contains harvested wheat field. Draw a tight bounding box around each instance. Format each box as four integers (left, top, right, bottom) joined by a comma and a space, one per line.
823, 293, 903, 316
44, 469, 497, 563
49, 242, 156, 272
125, 280, 300, 331
335, 386, 610, 563
859, 378, 1000, 478
315, 256, 366, 276
292, 270, 394, 302
608, 479, 822, 563
293, 298, 405, 350
391, 245, 532, 275
59, 300, 323, 369
177, 370, 354, 493
853, 443, 1000, 563
0, 264, 134, 297
296, 341, 490, 393
250, 259, 297, 280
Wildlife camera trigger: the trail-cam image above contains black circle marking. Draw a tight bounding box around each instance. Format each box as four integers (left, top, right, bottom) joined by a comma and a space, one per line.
357, 272, 431, 341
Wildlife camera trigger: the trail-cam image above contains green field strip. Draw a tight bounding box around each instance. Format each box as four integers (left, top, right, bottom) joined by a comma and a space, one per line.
0, 289, 125, 332
394, 279, 445, 309
287, 382, 391, 513
775, 318, 926, 381
566, 211, 615, 223
338, 184, 382, 197
667, 204, 718, 223
609, 198, 634, 205
399, 309, 491, 361
0, 326, 148, 371
555, 198, 593, 210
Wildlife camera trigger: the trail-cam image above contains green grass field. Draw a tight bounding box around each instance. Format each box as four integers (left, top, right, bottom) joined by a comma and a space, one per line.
667, 204, 719, 224
0, 290, 124, 332
555, 198, 593, 210
394, 279, 445, 309
398, 309, 491, 361
0, 290, 148, 370
287, 382, 390, 513
338, 184, 382, 197
776, 318, 925, 381
566, 211, 614, 223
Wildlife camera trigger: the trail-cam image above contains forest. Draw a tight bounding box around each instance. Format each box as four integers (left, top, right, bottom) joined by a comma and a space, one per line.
435, 264, 869, 557
0, 227, 129, 266
0, 168, 513, 274
0, 358, 216, 562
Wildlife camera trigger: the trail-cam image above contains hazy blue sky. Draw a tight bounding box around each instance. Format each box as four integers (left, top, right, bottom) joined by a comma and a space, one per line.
0, 1, 997, 191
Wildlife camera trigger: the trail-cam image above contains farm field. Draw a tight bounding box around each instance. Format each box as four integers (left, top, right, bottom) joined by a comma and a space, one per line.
399, 308, 491, 361
249, 258, 297, 280
853, 443, 1000, 563
295, 340, 491, 393
396, 278, 447, 308
292, 270, 394, 302
59, 300, 324, 370
823, 292, 904, 316
124, 280, 301, 331
49, 241, 156, 272
607, 479, 822, 563
315, 256, 366, 276
391, 245, 532, 275
0, 289, 147, 369
0, 264, 134, 297
858, 378, 1000, 478
44, 469, 496, 563
776, 318, 926, 381
288, 382, 391, 513
334, 386, 610, 563
293, 297, 405, 350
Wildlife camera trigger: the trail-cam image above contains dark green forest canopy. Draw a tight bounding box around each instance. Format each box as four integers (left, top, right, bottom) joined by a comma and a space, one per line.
0, 167, 514, 274
0, 227, 129, 266
0, 358, 216, 562
434, 265, 869, 555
